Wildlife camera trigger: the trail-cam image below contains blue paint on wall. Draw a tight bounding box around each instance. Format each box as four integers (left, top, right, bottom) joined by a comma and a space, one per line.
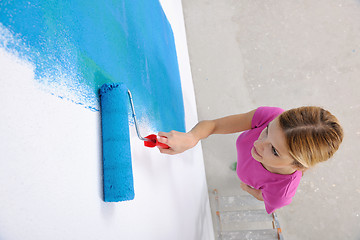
0, 0, 185, 132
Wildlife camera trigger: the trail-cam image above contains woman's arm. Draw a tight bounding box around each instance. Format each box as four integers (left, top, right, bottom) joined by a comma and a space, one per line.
157, 109, 256, 155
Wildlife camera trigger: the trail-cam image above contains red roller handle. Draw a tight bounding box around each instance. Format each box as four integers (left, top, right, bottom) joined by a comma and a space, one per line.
144, 134, 170, 149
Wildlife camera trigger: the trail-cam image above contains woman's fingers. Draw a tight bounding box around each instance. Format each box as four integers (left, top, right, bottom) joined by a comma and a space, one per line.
240, 182, 249, 191
156, 130, 197, 155
157, 136, 169, 144
158, 147, 174, 155
157, 131, 173, 154
158, 131, 169, 137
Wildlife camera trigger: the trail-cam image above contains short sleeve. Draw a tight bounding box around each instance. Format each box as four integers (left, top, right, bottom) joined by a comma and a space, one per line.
251, 106, 285, 129
261, 171, 302, 214
262, 191, 292, 214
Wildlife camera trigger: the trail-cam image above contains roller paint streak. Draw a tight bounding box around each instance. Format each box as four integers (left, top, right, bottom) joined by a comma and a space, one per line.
0, 0, 185, 133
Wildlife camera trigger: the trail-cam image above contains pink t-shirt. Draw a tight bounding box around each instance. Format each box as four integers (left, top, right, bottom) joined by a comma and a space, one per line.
236, 106, 302, 214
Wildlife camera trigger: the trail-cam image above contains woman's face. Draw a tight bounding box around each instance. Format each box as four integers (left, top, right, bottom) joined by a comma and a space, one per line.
251, 117, 296, 174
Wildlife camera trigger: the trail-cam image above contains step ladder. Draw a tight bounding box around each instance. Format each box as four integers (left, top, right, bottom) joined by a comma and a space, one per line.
212, 189, 284, 240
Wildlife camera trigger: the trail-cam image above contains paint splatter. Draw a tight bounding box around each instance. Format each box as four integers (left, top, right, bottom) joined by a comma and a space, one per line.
0, 0, 185, 132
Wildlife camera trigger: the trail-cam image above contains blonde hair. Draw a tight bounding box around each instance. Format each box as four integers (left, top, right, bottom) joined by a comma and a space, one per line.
278, 106, 343, 169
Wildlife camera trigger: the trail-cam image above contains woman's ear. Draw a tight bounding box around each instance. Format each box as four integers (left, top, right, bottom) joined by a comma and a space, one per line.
293, 161, 307, 172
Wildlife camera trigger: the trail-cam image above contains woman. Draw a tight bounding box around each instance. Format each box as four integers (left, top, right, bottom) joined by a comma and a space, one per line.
156, 106, 344, 214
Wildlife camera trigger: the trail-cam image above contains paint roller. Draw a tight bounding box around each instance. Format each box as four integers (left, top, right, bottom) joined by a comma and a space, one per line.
99, 83, 169, 202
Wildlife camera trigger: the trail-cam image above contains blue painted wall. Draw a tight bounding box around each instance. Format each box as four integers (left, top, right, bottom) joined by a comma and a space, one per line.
0, 0, 185, 132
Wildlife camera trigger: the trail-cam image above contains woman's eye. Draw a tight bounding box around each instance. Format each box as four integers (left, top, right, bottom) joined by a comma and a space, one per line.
272, 146, 279, 156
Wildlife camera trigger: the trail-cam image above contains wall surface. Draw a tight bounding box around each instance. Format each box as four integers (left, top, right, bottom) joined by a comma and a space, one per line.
0, 0, 214, 239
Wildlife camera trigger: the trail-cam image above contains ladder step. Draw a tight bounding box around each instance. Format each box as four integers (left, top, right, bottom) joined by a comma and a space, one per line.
219, 229, 279, 240
218, 195, 265, 211
220, 210, 273, 223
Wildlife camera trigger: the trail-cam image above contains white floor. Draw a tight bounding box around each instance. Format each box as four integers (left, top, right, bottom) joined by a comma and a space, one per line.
182, 0, 360, 239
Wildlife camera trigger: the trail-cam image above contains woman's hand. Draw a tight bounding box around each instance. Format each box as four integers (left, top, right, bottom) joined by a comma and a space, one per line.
157, 130, 199, 155
240, 182, 253, 193
240, 182, 264, 201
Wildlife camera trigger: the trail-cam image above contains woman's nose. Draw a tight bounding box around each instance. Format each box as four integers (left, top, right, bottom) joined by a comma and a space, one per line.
254, 139, 265, 153
254, 140, 261, 149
